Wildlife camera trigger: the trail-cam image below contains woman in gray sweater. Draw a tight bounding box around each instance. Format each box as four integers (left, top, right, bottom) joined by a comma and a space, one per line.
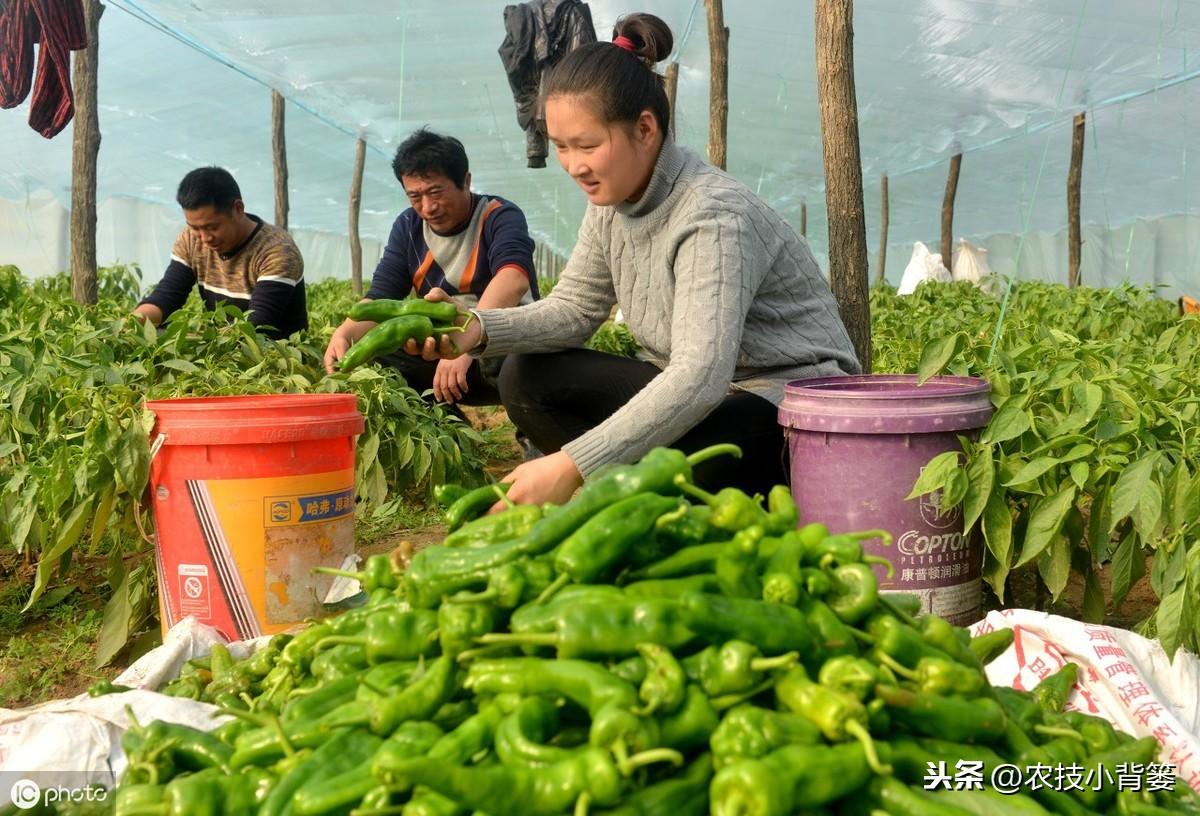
406, 12, 860, 507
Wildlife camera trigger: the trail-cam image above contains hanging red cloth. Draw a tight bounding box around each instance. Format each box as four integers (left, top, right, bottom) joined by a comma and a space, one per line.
0, 0, 88, 138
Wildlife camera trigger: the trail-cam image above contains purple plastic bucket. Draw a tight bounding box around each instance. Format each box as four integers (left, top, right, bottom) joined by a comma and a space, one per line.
778, 374, 993, 625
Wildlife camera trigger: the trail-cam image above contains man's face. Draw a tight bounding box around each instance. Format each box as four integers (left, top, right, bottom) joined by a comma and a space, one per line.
402, 171, 473, 234
183, 202, 245, 254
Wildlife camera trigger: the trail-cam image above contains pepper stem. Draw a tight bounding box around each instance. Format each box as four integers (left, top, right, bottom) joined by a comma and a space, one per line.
311, 566, 365, 581
1033, 724, 1087, 742
534, 573, 571, 605
673, 474, 718, 505
455, 642, 515, 663
311, 635, 364, 653
493, 484, 515, 510
654, 503, 689, 529
574, 792, 592, 816
268, 712, 297, 759
711, 677, 776, 712
877, 594, 919, 627
749, 651, 799, 672
850, 529, 893, 546
864, 555, 896, 579
845, 720, 892, 775
874, 651, 920, 681
686, 443, 743, 466
621, 747, 685, 775
849, 628, 875, 645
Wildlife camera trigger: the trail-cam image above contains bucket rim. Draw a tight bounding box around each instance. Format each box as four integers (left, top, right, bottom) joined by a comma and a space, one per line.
783, 374, 990, 400
144, 393, 359, 412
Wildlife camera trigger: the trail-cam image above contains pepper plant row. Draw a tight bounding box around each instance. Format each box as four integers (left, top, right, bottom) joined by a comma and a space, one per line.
105, 444, 1196, 815
873, 282, 1200, 657
0, 267, 487, 663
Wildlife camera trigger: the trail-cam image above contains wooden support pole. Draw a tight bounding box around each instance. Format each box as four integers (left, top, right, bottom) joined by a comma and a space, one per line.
941, 152, 962, 271
348, 136, 366, 297
704, 0, 728, 170
800, 202, 807, 238
70, 0, 104, 306
1068, 112, 1085, 288
875, 173, 889, 287
272, 90, 289, 229
664, 62, 680, 135
815, 0, 871, 372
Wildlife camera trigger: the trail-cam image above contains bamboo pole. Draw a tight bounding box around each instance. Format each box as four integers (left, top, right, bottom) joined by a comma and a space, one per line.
1068, 112, 1085, 288
704, 0, 728, 170
272, 90, 289, 229
349, 137, 366, 297
815, 0, 871, 372
70, 0, 104, 306
875, 173, 889, 287
941, 152, 962, 271
664, 62, 680, 135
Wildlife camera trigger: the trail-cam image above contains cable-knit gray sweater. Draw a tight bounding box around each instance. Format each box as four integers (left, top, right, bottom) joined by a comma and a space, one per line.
475, 139, 861, 477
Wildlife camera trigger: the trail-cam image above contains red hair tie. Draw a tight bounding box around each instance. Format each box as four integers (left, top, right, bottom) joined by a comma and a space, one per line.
613, 35, 637, 53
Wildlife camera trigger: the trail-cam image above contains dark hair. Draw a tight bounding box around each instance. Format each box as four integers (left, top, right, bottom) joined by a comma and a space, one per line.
543, 13, 673, 136
392, 128, 470, 188
176, 167, 241, 212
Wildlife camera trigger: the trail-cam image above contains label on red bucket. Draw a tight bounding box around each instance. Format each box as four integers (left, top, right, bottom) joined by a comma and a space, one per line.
155, 469, 356, 640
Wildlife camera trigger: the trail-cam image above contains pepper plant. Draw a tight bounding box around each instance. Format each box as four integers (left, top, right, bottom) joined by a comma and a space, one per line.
874, 280, 1200, 656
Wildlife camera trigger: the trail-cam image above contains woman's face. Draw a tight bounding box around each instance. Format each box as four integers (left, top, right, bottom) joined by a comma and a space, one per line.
546, 95, 660, 206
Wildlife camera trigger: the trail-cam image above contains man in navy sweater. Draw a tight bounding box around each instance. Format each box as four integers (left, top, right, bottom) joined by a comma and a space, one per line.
324, 129, 537, 410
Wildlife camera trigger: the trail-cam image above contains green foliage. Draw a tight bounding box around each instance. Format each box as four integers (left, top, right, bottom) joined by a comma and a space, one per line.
586, 321, 640, 357
0, 267, 486, 662
874, 280, 1200, 656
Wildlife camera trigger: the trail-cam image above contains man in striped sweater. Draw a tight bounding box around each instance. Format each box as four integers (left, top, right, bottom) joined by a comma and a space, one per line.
134, 167, 307, 338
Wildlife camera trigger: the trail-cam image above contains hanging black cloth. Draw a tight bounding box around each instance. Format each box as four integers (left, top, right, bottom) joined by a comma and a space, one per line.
498, 0, 596, 168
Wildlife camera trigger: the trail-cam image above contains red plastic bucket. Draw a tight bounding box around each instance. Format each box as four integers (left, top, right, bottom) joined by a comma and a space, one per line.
779, 375, 993, 625
144, 394, 365, 640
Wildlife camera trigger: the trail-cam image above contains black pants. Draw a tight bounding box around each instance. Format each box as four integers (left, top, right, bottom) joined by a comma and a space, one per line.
378, 353, 505, 407
498, 349, 788, 496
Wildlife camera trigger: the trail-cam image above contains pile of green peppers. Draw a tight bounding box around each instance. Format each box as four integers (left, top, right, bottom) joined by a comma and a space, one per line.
109, 443, 1200, 816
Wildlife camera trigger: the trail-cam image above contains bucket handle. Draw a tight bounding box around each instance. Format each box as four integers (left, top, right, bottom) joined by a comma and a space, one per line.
134, 434, 169, 547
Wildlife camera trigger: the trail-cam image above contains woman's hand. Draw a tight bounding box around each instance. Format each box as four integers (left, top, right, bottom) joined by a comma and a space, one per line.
402, 288, 482, 360
492, 451, 584, 510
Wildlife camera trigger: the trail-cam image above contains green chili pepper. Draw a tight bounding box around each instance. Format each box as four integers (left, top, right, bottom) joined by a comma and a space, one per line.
763, 485, 799, 534
494, 695, 578, 767
634, 642, 687, 715
544, 493, 683, 597
873, 684, 1007, 743
127, 717, 235, 774
775, 666, 890, 774
608, 654, 648, 685
864, 612, 957, 668
804, 529, 894, 572
478, 597, 694, 659
658, 683, 721, 753
379, 747, 646, 816
879, 653, 987, 698
653, 502, 725, 548
373, 702, 504, 785
881, 592, 924, 618
452, 557, 556, 608
914, 614, 980, 667
624, 541, 728, 581
445, 483, 511, 532
435, 483, 471, 508
260, 727, 381, 816
864, 776, 976, 816
967, 627, 1014, 665
817, 655, 880, 702
597, 752, 713, 816
314, 607, 439, 664
438, 599, 500, 656
927, 785, 1059, 816
796, 596, 859, 670
823, 562, 879, 624
715, 525, 764, 598
314, 552, 400, 594
686, 640, 798, 697
673, 477, 769, 531
710, 741, 883, 815
709, 703, 820, 769
342, 314, 468, 372
678, 592, 814, 656
327, 654, 457, 735
88, 679, 135, 697
163, 767, 258, 816
761, 526, 826, 605
443, 504, 543, 548
621, 574, 722, 600
1033, 661, 1079, 713
350, 297, 462, 325
403, 536, 535, 609
113, 783, 166, 816
308, 642, 368, 683
992, 686, 1043, 733
1061, 710, 1119, 754
464, 658, 638, 717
